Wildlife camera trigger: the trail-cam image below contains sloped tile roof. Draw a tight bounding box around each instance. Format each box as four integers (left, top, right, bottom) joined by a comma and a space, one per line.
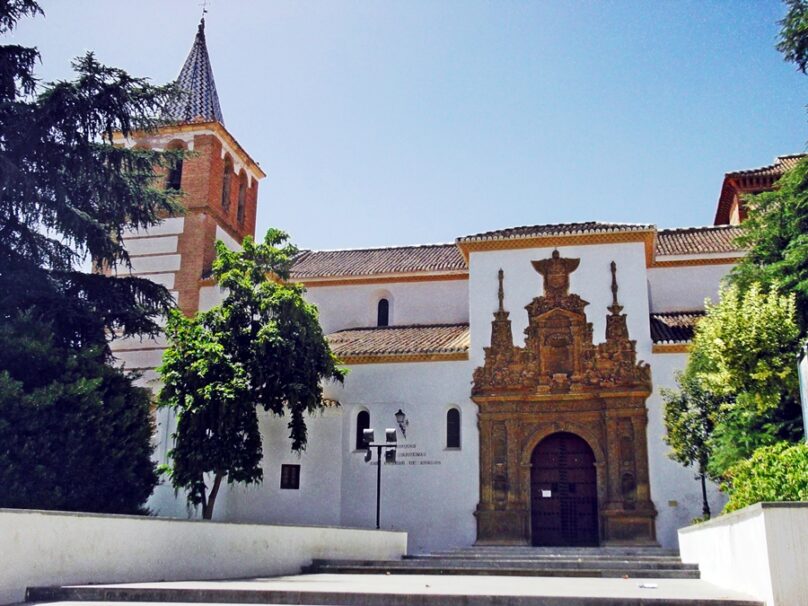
650, 311, 704, 344
715, 154, 807, 224
457, 221, 654, 243
327, 323, 470, 358
655, 225, 744, 256
726, 154, 805, 179
164, 19, 224, 125
290, 244, 466, 279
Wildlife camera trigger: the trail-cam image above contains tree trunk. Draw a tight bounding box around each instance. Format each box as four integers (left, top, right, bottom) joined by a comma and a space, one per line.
202, 471, 224, 520
700, 473, 711, 520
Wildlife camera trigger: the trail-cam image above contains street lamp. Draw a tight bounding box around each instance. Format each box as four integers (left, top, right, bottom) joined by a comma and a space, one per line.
394, 409, 408, 437
362, 427, 398, 529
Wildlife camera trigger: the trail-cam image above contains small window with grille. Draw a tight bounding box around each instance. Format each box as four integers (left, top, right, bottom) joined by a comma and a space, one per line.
280, 464, 300, 489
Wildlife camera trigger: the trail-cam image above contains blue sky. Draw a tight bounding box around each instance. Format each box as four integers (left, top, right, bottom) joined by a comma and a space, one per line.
10, 1, 808, 249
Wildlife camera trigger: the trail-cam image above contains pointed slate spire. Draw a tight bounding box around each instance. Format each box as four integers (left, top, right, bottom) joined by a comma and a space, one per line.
165, 18, 224, 124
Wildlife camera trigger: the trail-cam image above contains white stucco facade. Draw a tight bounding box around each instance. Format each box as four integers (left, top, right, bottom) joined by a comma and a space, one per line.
646, 352, 726, 547
647, 263, 733, 313
132, 225, 735, 552
95, 16, 790, 560
110, 128, 738, 552
304, 279, 469, 335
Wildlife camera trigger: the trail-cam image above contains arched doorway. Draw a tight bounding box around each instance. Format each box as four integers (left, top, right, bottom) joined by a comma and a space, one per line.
530, 432, 598, 546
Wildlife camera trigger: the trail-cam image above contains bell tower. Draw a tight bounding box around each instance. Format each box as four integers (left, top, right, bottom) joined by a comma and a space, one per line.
110, 19, 265, 384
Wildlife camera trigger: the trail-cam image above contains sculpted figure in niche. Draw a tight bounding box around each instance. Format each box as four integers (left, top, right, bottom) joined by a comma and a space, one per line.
543, 313, 573, 374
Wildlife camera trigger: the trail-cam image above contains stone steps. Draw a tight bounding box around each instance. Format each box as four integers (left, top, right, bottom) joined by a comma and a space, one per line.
422, 545, 679, 559
304, 564, 700, 579
22, 547, 762, 606
305, 546, 700, 579
316, 557, 699, 570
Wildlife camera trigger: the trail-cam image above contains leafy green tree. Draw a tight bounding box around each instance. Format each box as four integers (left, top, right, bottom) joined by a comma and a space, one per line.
0, 313, 157, 513
662, 372, 723, 519
731, 158, 808, 330
778, 0, 808, 75
688, 284, 802, 478
723, 442, 808, 513
1, 1, 183, 352
0, 0, 185, 512
158, 229, 345, 519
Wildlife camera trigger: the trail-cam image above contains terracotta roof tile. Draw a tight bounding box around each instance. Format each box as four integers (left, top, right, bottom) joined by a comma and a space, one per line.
327, 323, 470, 358
164, 20, 224, 125
457, 221, 654, 243
650, 311, 704, 344
655, 225, 744, 256
290, 244, 466, 279
715, 154, 806, 225
726, 154, 806, 179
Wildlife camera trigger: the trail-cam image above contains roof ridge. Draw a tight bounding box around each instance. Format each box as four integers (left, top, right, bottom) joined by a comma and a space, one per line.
330, 323, 470, 334
657, 224, 742, 234
726, 153, 806, 177
458, 221, 656, 243
301, 242, 457, 254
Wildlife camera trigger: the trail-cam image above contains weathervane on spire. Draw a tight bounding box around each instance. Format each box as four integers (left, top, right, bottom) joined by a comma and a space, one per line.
200, 0, 209, 18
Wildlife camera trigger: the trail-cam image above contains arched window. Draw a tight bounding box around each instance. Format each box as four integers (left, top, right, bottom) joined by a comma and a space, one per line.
377, 298, 389, 327
237, 171, 247, 224
446, 408, 461, 449
221, 155, 233, 211
165, 141, 185, 191
356, 410, 370, 450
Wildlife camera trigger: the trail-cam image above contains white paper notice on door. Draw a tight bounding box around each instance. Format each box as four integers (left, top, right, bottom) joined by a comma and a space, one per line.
541, 490, 552, 498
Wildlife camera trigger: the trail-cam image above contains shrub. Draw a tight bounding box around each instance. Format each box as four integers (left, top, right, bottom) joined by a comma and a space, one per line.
722, 442, 808, 513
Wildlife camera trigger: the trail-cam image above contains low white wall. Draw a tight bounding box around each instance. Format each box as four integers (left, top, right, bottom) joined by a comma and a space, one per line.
0, 508, 407, 605
678, 502, 808, 606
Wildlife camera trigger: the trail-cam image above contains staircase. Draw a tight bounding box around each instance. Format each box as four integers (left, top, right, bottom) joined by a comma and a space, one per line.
24, 546, 763, 606
305, 545, 701, 579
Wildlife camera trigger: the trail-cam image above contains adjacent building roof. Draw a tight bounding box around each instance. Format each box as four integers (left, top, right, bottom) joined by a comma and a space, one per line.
649, 311, 704, 344
457, 221, 654, 243
326, 314, 701, 360
725, 153, 805, 179
164, 19, 225, 125
290, 244, 466, 280
655, 225, 744, 256
714, 154, 806, 225
289, 221, 747, 280
327, 323, 470, 360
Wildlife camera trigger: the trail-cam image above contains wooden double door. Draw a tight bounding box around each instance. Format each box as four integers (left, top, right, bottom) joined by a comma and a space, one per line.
530, 432, 599, 546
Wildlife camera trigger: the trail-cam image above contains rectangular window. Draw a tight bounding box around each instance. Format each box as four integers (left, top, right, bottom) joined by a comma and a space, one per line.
280, 464, 300, 490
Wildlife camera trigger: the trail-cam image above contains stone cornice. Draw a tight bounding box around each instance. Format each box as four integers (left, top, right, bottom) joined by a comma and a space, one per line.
457, 230, 657, 267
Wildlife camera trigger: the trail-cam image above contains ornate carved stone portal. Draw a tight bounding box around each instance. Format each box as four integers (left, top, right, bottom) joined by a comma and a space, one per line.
473, 251, 657, 545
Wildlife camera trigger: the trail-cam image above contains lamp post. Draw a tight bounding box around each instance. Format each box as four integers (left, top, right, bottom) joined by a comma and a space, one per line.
362, 427, 398, 529
394, 409, 408, 437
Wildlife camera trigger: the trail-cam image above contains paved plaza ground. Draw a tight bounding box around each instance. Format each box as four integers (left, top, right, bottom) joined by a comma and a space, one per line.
27, 573, 762, 605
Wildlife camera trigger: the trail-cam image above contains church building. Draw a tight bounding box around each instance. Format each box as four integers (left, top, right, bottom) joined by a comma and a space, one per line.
110, 20, 802, 553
